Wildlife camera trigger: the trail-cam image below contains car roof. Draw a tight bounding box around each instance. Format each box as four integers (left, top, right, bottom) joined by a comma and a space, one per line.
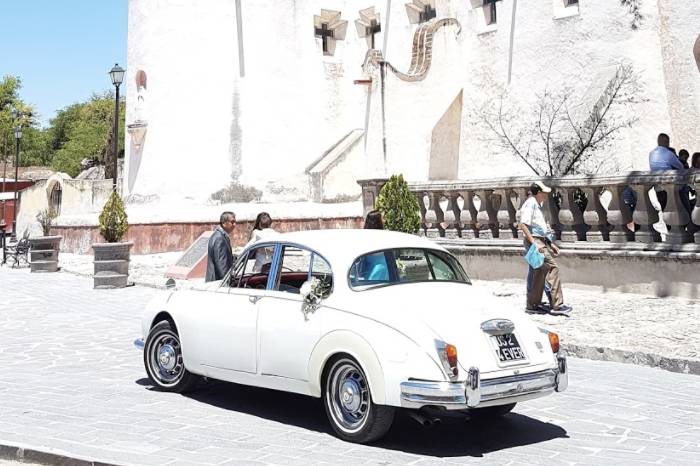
273, 229, 448, 268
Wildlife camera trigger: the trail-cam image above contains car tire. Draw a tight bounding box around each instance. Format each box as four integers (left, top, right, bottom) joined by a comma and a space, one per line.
144, 320, 197, 393
471, 402, 516, 419
323, 356, 395, 444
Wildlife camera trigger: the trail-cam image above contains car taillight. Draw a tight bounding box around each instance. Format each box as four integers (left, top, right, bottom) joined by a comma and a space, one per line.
548, 332, 560, 354
436, 341, 459, 378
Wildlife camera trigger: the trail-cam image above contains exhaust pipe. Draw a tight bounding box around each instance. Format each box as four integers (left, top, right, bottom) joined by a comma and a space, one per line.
408, 411, 441, 427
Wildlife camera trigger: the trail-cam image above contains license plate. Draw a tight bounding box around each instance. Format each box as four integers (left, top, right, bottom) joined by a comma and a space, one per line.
492, 333, 526, 362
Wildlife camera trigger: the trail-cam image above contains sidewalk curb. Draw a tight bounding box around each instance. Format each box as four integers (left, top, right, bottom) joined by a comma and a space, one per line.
0, 443, 117, 466
562, 343, 700, 376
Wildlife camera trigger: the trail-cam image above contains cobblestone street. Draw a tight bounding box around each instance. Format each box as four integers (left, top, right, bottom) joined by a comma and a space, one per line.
1, 267, 699, 466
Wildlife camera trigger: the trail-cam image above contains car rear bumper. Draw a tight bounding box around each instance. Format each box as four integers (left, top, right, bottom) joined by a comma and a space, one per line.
400, 355, 568, 410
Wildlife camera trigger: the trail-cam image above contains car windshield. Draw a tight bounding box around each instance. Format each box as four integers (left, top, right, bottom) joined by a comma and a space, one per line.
348, 248, 471, 290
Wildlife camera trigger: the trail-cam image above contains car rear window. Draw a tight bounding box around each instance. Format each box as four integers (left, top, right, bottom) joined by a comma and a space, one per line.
348, 248, 470, 290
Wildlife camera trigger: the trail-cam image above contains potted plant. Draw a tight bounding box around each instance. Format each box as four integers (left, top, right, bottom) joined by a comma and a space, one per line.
375, 174, 421, 234
92, 191, 132, 289
29, 207, 62, 273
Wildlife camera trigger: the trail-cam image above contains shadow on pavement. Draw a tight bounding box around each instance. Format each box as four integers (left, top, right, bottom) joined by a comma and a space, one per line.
143, 378, 568, 457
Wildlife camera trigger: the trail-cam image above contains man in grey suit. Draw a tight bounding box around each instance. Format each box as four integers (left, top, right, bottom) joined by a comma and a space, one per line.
205, 211, 236, 282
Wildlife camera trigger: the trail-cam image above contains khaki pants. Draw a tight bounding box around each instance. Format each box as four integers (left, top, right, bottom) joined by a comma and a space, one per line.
526, 238, 564, 310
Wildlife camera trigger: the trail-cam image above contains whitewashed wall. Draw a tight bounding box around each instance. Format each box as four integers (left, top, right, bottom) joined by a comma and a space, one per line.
123, 0, 700, 206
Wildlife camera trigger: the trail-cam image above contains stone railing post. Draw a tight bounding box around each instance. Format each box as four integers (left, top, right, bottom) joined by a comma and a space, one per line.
442, 191, 460, 239
459, 190, 478, 239
692, 175, 700, 244
630, 183, 660, 243
659, 182, 691, 245
557, 187, 583, 242
423, 191, 443, 238
606, 185, 633, 243
493, 189, 517, 239
416, 192, 427, 236
581, 186, 609, 242
475, 190, 497, 239
357, 178, 388, 216
512, 187, 529, 240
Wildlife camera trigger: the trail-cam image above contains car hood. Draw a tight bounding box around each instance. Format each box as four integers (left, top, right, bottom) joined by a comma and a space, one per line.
340, 281, 554, 375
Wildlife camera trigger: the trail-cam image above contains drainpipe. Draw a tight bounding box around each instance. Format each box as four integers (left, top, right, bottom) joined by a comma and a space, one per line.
380, 60, 387, 168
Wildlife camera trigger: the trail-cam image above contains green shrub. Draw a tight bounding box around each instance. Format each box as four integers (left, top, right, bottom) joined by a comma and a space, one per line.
98, 191, 129, 242
376, 174, 421, 234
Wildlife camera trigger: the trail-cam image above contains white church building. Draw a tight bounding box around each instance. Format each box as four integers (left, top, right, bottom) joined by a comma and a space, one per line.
123, 0, 700, 205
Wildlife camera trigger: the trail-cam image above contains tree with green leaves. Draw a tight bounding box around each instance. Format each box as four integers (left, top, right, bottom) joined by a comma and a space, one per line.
50, 92, 125, 177
376, 174, 421, 234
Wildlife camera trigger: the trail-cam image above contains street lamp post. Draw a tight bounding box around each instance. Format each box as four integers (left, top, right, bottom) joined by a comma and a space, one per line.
109, 64, 125, 191
11, 123, 22, 239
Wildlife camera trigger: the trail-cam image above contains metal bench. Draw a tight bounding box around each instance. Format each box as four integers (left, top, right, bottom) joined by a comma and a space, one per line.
4, 235, 30, 268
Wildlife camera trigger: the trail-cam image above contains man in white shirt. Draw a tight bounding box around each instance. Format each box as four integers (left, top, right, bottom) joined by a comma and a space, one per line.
518, 182, 572, 316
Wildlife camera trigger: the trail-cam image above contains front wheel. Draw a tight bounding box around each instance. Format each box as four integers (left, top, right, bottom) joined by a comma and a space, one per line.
144, 320, 197, 393
323, 356, 395, 443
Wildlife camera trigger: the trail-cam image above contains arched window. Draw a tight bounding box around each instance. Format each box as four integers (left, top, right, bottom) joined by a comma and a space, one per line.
50, 183, 62, 215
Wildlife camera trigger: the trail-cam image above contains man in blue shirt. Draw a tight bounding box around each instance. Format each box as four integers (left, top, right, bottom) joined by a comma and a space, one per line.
649, 133, 685, 172
648, 133, 690, 214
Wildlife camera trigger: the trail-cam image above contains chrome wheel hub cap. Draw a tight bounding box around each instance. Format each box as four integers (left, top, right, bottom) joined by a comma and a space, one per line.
340, 379, 361, 412
158, 345, 176, 371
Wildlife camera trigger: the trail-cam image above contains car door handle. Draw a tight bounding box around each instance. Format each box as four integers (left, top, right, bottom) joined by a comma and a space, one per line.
249, 296, 262, 304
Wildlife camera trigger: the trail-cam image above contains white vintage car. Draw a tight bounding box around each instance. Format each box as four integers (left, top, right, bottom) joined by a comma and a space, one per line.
135, 229, 567, 443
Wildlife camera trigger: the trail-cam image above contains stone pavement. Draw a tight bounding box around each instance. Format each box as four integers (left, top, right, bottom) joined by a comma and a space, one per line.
1, 267, 700, 466
56, 252, 700, 374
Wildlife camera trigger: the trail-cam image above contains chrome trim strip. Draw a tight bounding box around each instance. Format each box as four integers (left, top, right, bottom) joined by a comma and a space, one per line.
134, 338, 144, 351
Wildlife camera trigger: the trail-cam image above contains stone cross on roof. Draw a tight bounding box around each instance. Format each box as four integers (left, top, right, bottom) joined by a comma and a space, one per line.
355, 7, 382, 50
314, 9, 348, 56
405, 0, 436, 24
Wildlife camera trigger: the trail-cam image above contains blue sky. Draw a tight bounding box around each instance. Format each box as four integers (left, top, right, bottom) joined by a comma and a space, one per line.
0, 0, 127, 127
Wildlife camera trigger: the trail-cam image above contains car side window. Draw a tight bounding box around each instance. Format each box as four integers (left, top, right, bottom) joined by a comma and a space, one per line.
396, 249, 432, 282
349, 251, 390, 286
230, 245, 275, 289
427, 251, 460, 281
274, 246, 312, 294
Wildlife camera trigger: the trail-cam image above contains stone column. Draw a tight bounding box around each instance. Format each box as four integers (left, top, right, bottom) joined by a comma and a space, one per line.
459, 190, 478, 239
659, 182, 691, 246
443, 191, 460, 239
606, 185, 633, 243
580, 186, 608, 241
557, 187, 583, 242
631, 183, 661, 243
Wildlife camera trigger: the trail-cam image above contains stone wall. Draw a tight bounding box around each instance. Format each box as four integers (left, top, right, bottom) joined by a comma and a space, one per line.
52, 216, 363, 255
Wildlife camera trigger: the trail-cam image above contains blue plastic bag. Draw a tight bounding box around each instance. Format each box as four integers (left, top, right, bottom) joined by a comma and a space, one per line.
525, 243, 544, 269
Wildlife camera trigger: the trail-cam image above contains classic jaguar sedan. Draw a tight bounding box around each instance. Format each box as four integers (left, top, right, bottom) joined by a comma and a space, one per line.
135, 229, 567, 443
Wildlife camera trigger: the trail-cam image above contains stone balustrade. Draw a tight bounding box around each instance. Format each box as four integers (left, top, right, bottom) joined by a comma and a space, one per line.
359, 171, 700, 251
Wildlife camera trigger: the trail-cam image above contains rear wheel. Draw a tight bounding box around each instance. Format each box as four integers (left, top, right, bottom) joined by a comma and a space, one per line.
323, 356, 395, 443
144, 320, 197, 393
